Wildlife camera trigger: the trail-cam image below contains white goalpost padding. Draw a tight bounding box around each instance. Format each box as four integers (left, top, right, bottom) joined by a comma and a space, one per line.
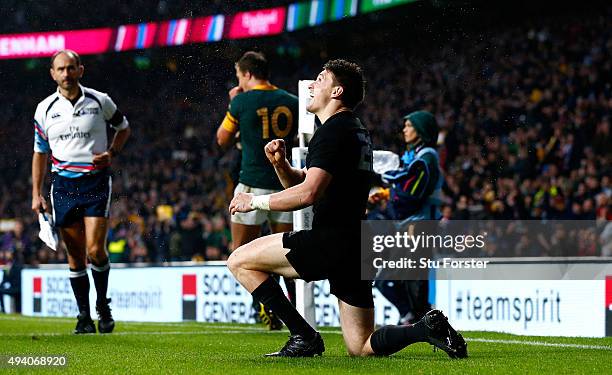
293, 80, 316, 327
297, 79, 315, 139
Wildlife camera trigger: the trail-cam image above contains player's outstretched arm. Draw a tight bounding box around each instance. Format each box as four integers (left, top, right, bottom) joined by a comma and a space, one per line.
265, 139, 305, 188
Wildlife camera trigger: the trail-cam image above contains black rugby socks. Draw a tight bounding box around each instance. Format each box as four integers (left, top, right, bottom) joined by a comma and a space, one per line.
69, 268, 90, 315
91, 260, 110, 305
370, 321, 429, 356
251, 276, 316, 339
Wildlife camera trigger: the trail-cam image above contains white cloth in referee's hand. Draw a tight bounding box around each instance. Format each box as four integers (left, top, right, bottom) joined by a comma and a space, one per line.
38, 212, 59, 251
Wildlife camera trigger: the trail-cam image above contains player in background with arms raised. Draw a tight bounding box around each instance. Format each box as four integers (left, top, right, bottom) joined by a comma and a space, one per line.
31, 50, 130, 334
216, 51, 298, 329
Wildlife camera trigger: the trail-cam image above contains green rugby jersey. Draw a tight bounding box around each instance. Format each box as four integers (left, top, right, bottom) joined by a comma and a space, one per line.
221, 84, 298, 190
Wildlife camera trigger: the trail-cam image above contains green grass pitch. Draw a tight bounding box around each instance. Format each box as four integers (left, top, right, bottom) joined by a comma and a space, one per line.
0, 314, 610, 374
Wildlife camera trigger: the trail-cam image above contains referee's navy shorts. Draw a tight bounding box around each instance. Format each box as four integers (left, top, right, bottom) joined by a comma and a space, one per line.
283, 227, 374, 309
51, 170, 112, 228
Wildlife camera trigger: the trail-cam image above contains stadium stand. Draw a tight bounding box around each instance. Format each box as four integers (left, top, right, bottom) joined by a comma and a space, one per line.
0, 1, 610, 265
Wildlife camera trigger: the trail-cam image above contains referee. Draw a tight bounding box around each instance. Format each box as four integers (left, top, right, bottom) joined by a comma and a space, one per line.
228, 59, 467, 358
31, 50, 130, 334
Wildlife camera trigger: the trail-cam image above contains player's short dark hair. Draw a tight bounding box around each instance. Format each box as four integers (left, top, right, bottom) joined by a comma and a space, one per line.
50, 49, 81, 68
236, 51, 269, 80
323, 59, 365, 109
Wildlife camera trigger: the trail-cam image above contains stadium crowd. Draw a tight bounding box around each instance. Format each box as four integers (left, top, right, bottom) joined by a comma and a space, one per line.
0, 3, 610, 266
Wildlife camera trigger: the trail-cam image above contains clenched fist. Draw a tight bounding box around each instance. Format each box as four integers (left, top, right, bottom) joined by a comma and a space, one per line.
264, 139, 286, 167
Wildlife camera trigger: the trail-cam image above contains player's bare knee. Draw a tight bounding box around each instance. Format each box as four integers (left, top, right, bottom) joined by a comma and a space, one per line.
70, 259, 87, 270
86, 245, 107, 263
66, 250, 87, 266
346, 346, 369, 357
226, 252, 238, 274
227, 248, 245, 275
344, 337, 372, 357
90, 253, 109, 266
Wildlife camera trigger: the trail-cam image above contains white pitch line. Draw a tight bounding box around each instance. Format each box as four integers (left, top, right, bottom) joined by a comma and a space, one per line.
0, 317, 265, 330
119, 323, 263, 330
1, 330, 269, 337
0, 316, 70, 323
2, 329, 611, 351
467, 338, 612, 351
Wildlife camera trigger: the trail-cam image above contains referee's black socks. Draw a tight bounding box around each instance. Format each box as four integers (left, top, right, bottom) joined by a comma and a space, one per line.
91, 260, 110, 306
370, 322, 429, 356
69, 268, 90, 316
251, 276, 316, 339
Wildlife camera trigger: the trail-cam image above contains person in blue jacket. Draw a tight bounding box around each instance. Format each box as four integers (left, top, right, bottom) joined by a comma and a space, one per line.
377, 110, 442, 324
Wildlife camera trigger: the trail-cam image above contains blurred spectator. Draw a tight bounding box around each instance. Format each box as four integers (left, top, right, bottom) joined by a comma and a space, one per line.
1, 221, 32, 262
0, 250, 23, 313
169, 212, 206, 261
108, 225, 130, 263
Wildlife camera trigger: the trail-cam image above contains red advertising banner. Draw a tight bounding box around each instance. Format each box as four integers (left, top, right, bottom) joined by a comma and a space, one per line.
227, 7, 287, 39
606, 276, 612, 309
114, 22, 158, 51
190, 15, 225, 43
607, 276, 612, 336
0, 28, 113, 60
0, 0, 375, 60
157, 18, 192, 47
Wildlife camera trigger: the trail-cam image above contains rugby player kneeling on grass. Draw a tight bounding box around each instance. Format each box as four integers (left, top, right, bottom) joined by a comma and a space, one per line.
228, 59, 467, 358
